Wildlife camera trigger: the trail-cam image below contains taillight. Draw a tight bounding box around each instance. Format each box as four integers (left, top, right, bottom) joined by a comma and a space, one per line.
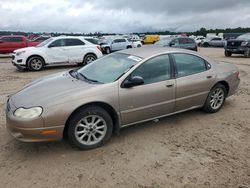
96, 45, 101, 51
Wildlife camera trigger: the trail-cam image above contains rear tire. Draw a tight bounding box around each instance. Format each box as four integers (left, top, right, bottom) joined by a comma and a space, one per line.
137, 44, 142, 48
67, 106, 113, 150
83, 54, 97, 65
127, 46, 132, 49
27, 56, 44, 71
225, 50, 232, 57
244, 49, 250, 58
202, 84, 227, 113
105, 47, 111, 54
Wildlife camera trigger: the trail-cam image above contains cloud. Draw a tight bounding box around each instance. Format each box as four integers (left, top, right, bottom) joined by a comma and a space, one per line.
0, 0, 249, 33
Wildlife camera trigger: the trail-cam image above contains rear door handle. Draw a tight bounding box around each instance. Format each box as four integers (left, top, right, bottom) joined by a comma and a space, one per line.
166, 84, 174, 88
206, 76, 212, 79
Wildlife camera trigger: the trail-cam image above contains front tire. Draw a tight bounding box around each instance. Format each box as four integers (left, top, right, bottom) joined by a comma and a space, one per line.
27, 56, 44, 71
202, 84, 227, 113
67, 106, 113, 150
225, 50, 232, 57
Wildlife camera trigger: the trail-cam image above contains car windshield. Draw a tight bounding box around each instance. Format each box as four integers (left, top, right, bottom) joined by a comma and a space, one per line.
154, 38, 172, 45
237, 34, 250, 40
76, 53, 142, 84
36, 38, 54, 47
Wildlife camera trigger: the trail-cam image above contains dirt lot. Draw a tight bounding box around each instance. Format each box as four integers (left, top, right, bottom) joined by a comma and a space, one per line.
0, 48, 249, 188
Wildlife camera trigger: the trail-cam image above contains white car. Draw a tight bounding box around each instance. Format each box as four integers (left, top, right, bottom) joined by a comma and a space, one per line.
12, 36, 103, 71
130, 40, 143, 48
195, 36, 205, 45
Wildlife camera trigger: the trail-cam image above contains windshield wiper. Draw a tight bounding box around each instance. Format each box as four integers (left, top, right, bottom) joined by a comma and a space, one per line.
78, 72, 103, 83
115, 65, 135, 81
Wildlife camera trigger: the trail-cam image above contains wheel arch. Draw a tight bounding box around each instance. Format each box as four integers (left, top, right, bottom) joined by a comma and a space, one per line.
84, 52, 97, 59
63, 102, 121, 139
213, 81, 230, 96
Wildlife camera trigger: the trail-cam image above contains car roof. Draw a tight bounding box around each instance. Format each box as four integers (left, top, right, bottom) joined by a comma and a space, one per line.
118, 46, 198, 59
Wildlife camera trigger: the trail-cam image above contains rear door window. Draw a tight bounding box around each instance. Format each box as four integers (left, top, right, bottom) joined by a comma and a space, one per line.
173, 53, 207, 77
65, 39, 85, 46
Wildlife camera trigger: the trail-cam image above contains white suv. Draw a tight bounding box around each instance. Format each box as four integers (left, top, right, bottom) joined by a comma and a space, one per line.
12, 36, 103, 71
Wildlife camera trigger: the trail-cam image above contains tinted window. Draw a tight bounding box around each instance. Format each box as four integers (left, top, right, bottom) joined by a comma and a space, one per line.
130, 55, 171, 85
2, 37, 23, 42
65, 39, 85, 46
187, 38, 195, 44
113, 39, 120, 43
211, 38, 222, 41
179, 38, 188, 44
171, 39, 179, 45
49, 39, 66, 47
120, 39, 126, 42
173, 53, 207, 77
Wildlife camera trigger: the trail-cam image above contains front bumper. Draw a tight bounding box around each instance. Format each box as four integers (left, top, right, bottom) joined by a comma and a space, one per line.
6, 99, 64, 142
225, 46, 248, 53
12, 54, 27, 69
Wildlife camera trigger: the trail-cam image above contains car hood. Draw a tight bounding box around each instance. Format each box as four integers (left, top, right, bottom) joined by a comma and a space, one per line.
14, 47, 36, 53
10, 71, 98, 108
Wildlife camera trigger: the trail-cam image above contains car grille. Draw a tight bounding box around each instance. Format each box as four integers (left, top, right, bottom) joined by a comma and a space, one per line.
227, 41, 241, 47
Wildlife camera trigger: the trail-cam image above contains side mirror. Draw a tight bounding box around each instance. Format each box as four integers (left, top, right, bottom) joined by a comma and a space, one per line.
48, 44, 56, 48
169, 42, 175, 46
123, 76, 144, 88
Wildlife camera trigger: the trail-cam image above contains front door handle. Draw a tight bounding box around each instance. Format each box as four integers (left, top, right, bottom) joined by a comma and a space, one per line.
207, 76, 212, 79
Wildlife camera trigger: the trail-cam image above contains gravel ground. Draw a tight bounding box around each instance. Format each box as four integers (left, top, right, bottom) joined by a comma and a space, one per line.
0, 48, 249, 188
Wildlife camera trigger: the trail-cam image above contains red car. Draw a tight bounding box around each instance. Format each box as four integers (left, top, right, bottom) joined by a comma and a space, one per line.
28, 36, 51, 46
0, 35, 50, 53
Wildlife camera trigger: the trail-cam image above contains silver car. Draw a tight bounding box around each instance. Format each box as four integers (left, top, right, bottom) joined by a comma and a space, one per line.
6, 47, 240, 149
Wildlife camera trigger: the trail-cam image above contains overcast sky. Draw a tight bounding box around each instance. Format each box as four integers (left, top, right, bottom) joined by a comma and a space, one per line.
0, 0, 250, 33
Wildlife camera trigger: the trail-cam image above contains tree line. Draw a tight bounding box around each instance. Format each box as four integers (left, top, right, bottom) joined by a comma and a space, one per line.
0, 27, 250, 37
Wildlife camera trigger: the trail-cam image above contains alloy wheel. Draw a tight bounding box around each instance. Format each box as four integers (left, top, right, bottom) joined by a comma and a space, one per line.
74, 115, 107, 146
210, 88, 225, 110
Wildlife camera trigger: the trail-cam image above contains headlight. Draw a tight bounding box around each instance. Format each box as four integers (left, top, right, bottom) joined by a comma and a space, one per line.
16, 51, 26, 56
241, 41, 249, 46
14, 107, 43, 119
